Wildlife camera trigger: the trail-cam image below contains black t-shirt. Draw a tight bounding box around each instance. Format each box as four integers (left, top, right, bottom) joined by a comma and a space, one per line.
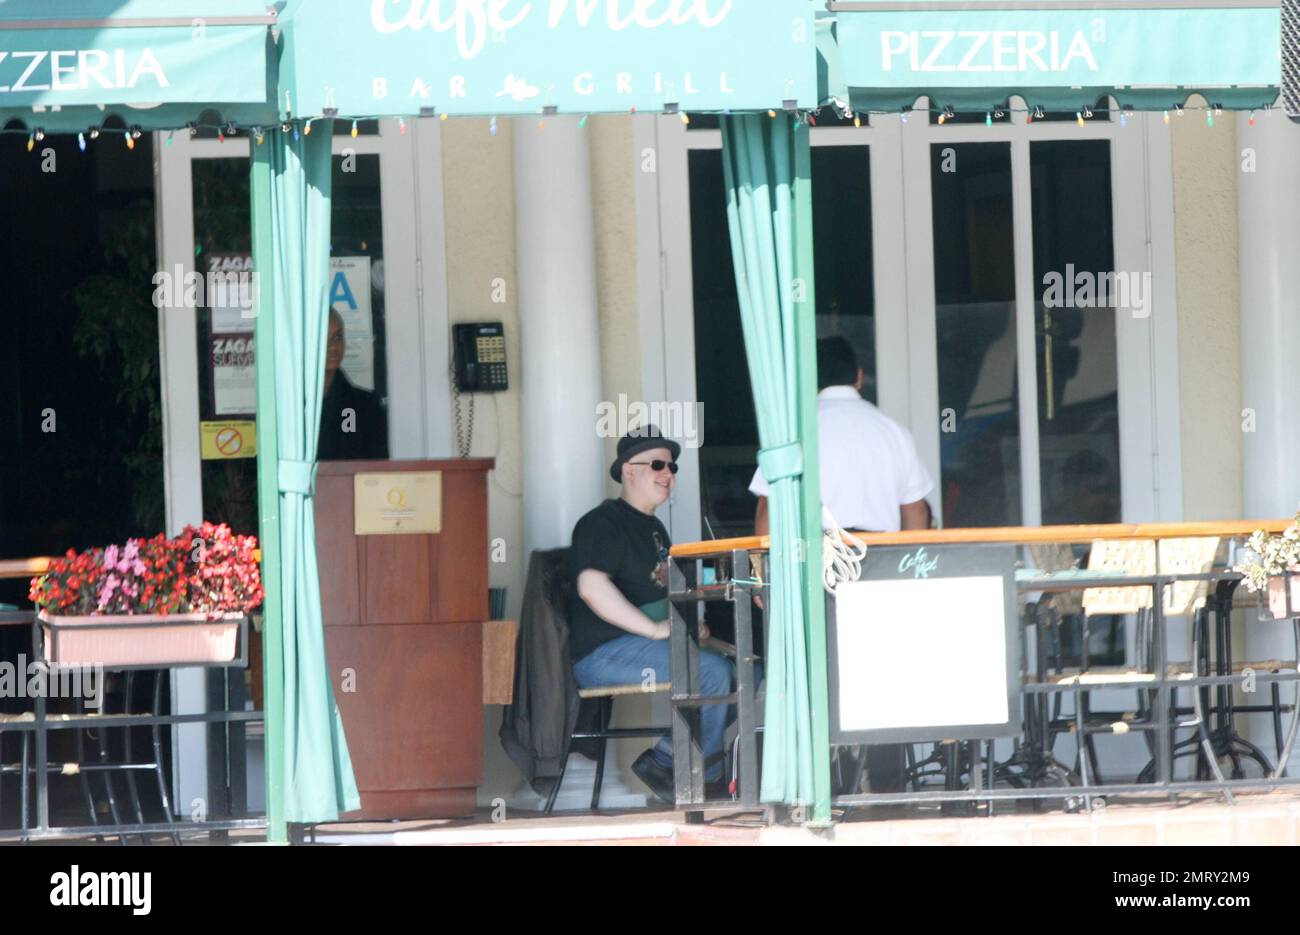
318, 372, 389, 461
568, 498, 672, 662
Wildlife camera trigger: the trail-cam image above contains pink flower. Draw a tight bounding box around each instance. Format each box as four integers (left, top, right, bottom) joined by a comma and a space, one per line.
96, 573, 121, 611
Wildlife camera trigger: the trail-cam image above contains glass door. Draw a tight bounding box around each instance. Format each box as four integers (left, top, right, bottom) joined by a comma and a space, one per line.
902, 98, 1159, 527
154, 118, 430, 814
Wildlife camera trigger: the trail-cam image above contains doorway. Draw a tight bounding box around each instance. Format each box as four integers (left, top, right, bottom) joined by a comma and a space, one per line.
153, 117, 452, 810
657, 102, 1179, 539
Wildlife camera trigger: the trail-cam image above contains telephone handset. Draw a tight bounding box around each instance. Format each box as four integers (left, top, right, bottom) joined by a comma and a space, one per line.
453, 322, 509, 392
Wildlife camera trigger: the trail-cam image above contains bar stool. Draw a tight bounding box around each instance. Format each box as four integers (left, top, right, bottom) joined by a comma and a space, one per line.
67, 669, 180, 845
996, 545, 1085, 795
1075, 538, 1221, 784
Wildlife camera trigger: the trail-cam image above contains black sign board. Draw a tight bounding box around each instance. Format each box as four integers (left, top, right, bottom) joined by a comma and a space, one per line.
826, 543, 1022, 745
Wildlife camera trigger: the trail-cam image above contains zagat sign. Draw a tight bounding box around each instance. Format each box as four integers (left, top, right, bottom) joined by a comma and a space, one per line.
369, 0, 736, 60
289, 0, 817, 117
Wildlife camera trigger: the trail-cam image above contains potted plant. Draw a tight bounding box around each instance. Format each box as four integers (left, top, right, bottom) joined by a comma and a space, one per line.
1233, 513, 1300, 619
28, 522, 263, 667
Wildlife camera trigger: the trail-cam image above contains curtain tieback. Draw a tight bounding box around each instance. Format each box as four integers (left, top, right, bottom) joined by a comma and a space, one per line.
756, 443, 803, 483
278, 459, 318, 497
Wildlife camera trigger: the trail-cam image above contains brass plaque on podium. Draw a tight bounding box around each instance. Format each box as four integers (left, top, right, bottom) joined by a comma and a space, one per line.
354, 472, 442, 535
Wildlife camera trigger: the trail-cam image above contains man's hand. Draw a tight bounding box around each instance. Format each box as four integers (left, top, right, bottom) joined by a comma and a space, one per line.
578, 569, 670, 640
651, 620, 709, 640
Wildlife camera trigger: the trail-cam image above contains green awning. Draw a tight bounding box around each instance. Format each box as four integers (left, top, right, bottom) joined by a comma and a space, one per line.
277, 0, 818, 119
0, 0, 278, 132
818, 0, 1281, 113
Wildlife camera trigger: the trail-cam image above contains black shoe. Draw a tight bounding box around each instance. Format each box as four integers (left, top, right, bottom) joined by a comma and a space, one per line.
631, 749, 676, 805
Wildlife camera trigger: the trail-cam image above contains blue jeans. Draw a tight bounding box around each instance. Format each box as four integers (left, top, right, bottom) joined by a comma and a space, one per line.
573, 634, 732, 782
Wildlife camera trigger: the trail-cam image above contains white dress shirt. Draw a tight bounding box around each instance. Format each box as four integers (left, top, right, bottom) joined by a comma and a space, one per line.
749, 386, 933, 533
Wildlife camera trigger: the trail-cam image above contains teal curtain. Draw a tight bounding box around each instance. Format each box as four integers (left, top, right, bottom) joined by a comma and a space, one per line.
251, 128, 361, 827
720, 114, 831, 817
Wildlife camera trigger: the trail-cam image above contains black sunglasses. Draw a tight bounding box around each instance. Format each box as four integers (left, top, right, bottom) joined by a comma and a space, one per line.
627, 459, 679, 474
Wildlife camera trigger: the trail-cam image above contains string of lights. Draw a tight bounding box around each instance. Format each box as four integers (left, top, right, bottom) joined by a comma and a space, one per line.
0, 99, 1277, 151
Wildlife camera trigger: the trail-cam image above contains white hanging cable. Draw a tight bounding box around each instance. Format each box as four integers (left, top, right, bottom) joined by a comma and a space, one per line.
822, 503, 867, 594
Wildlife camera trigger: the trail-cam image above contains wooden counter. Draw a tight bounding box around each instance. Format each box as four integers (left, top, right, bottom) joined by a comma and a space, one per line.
315, 458, 493, 820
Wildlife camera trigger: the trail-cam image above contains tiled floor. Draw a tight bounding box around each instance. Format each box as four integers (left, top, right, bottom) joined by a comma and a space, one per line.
301, 789, 1300, 846
16, 789, 1300, 845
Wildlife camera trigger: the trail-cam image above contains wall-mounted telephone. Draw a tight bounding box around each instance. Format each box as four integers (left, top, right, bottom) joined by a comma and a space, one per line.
453, 322, 509, 392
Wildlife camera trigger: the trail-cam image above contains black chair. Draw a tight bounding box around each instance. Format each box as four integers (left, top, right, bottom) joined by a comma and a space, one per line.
544, 684, 671, 815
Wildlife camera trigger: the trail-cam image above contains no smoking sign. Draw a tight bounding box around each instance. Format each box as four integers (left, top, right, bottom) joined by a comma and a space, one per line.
200, 420, 258, 460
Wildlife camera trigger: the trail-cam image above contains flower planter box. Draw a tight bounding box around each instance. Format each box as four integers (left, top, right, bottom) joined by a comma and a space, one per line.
1267, 568, 1300, 620
38, 610, 242, 667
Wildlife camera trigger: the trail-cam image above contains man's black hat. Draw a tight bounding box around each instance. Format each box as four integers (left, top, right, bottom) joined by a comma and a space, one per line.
609, 425, 682, 482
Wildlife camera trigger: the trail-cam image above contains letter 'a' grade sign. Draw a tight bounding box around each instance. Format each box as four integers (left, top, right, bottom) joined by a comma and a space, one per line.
285, 0, 818, 117
826, 544, 1021, 744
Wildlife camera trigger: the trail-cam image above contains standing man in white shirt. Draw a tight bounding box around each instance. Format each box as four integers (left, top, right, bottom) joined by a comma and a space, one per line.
750, 336, 933, 537
749, 336, 934, 793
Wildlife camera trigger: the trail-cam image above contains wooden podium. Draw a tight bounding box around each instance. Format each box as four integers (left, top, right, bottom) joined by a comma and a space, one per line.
314, 458, 493, 820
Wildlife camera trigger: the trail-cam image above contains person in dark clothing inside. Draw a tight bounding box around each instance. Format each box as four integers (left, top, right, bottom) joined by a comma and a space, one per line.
318, 308, 388, 460
569, 425, 732, 804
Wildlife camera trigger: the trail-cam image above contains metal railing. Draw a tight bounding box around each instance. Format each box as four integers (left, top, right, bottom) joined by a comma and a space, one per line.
668, 520, 1300, 815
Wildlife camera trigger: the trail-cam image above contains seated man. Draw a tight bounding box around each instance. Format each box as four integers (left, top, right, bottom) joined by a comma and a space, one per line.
569, 426, 731, 804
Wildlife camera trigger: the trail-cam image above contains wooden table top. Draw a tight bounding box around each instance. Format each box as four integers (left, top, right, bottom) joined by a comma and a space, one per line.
669, 519, 1295, 559
0, 557, 50, 581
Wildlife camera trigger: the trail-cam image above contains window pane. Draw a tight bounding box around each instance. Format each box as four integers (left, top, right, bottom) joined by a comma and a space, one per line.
324, 153, 389, 460
688, 150, 754, 538
1031, 140, 1120, 524
689, 144, 876, 536
192, 157, 257, 535
930, 142, 1019, 527
812, 145, 875, 403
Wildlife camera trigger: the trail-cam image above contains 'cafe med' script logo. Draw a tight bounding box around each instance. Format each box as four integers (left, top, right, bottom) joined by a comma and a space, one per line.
898, 547, 939, 579
370, 0, 735, 59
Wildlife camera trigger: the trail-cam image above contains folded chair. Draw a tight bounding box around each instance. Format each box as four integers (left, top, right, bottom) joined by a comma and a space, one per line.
1048, 538, 1221, 784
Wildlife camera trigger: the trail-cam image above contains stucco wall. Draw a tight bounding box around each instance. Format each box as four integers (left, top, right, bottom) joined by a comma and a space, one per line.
441, 116, 652, 806
591, 115, 645, 492
1170, 107, 1244, 520
440, 118, 529, 806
